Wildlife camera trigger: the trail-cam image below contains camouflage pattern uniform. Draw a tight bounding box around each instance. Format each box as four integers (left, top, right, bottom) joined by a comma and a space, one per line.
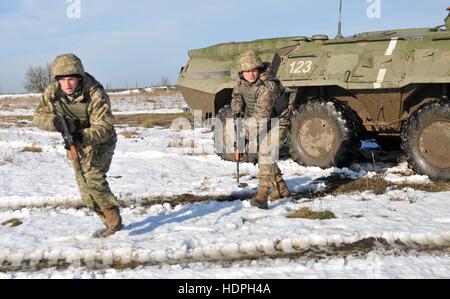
33, 54, 122, 237
231, 51, 292, 209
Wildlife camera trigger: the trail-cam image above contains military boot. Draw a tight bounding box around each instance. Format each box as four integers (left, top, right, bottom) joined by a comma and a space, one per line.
250, 185, 269, 210
93, 206, 123, 238
268, 179, 291, 201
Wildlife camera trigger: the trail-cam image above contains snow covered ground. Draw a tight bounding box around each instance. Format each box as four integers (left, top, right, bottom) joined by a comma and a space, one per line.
0, 91, 449, 279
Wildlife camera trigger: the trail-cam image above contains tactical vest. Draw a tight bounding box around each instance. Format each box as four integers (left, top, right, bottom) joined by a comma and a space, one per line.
236, 76, 288, 118
236, 81, 259, 117
53, 97, 90, 132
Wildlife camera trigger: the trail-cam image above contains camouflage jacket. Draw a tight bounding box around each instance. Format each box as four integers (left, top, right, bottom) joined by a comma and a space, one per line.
231, 65, 285, 122
33, 73, 117, 148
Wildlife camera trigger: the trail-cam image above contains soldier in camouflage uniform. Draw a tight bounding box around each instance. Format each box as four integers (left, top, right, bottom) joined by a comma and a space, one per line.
231, 51, 292, 209
33, 53, 122, 238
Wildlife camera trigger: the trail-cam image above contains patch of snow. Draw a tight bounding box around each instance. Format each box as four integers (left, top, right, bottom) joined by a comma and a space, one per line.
0, 109, 35, 116
384, 173, 431, 185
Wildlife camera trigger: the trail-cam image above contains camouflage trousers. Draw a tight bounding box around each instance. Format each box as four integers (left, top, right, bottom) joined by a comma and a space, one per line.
258, 162, 284, 189
257, 122, 285, 189
243, 104, 293, 189
257, 102, 293, 188
71, 143, 119, 214
278, 115, 291, 144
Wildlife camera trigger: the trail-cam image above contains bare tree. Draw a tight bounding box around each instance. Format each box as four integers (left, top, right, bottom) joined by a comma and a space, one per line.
23, 63, 51, 93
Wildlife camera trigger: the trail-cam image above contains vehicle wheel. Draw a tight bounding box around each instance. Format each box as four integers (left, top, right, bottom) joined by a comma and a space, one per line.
375, 136, 402, 150
288, 98, 359, 168
213, 105, 258, 163
402, 99, 450, 180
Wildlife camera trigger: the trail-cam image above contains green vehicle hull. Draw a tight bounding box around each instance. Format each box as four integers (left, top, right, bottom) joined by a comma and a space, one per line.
177, 12, 450, 180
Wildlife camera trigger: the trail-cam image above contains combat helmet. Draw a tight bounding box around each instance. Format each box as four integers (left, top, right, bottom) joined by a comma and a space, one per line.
50, 53, 85, 79
238, 50, 263, 72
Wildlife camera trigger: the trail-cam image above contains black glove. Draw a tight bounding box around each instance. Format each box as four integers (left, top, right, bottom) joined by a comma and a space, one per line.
53, 116, 65, 133
61, 132, 83, 151
72, 132, 84, 145
66, 118, 81, 134
62, 138, 71, 151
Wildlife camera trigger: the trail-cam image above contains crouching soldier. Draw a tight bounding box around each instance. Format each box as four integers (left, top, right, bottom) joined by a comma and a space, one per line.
33, 53, 123, 237
231, 50, 293, 209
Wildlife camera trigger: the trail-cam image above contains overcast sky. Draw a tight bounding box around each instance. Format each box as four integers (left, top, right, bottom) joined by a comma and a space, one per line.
0, 0, 449, 93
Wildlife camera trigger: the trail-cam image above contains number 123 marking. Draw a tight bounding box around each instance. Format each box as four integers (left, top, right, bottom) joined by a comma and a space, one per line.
289, 60, 312, 74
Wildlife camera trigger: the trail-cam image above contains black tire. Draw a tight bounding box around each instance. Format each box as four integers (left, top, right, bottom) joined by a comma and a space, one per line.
375, 136, 402, 151
213, 105, 258, 163
401, 99, 450, 180
288, 98, 359, 168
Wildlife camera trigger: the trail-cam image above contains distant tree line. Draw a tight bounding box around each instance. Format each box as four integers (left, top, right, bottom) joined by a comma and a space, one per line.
23, 64, 173, 93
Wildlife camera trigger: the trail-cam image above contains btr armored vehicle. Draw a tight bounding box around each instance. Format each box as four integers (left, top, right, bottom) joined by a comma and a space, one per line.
177, 8, 450, 180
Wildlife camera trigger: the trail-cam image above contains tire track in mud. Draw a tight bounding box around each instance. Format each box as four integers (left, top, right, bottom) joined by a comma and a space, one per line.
1, 232, 450, 272
0, 192, 254, 211
2, 175, 448, 211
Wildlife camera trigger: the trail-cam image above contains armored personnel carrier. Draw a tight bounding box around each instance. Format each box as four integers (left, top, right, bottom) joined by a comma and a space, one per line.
177, 8, 450, 180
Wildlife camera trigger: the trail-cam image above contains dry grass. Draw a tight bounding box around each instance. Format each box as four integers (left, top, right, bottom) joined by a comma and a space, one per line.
0, 116, 33, 129
330, 175, 450, 195
115, 113, 192, 129
22, 145, 43, 153
146, 87, 179, 96
119, 130, 140, 139
0, 113, 193, 130
238, 171, 250, 178
330, 237, 389, 253
137, 194, 238, 207
0, 96, 40, 107
108, 87, 179, 98
184, 152, 211, 157
0, 149, 16, 165
288, 207, 336, 220
0, 103, 14, 111
0, 115, 32, 124
295, 174, 450, 200
1, 218, 23, 227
